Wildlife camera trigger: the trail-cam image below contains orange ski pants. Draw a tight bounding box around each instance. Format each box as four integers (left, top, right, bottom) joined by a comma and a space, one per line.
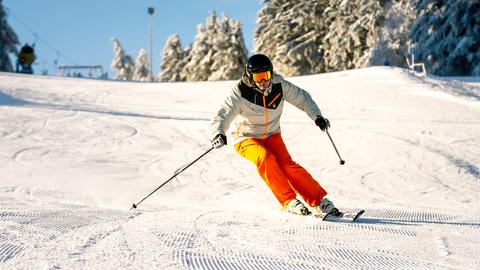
234, 133, 327, 207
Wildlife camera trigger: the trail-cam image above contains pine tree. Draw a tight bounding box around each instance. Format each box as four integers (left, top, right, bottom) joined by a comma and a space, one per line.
322, 0, 383, 72
253, 0, 278, 69
0, 0, 19, 72
253, 0, 397, 75
411, 0, 480, 76
182, 10, 248, 81
158, 34, 185, 82
133, 48, 152, 81
183, 12, 216, 81
370, 0, 419, 67
254, 0, 329, 76
110, 38, 134, 81
209, 14, 248, 81
179, 44, 192, 81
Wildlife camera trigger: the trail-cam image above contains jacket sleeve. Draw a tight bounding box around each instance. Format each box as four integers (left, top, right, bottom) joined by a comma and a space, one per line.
281, 76, 322, 120
210, 86, 242, 138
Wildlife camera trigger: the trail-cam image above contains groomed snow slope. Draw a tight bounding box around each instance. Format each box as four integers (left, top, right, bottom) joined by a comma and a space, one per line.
0, 67, 479, 269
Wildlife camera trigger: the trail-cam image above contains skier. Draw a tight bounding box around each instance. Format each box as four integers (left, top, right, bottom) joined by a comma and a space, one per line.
210, 54, 340, 216
16, 43, 36, 74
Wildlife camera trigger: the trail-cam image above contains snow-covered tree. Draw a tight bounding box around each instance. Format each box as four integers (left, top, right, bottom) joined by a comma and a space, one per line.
411, 0, 480, 76
209, 14, 248, 81
178, 44, 192, 81
322, 0, 383, 72
253, 0, 424, 75
110, 37, 134, 81
0, 0, 19, 72
182, 13, 215, 81
182, 10, 248, 81
369, 0, 419, 67
254, 0, 329, 76
158, 34, 185, 82
133, 48, 152, 81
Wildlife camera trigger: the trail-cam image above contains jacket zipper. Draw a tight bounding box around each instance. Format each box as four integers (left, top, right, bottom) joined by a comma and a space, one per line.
262, 94, 268, 139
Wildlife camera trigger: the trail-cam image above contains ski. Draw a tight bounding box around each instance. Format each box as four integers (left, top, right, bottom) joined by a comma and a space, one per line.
322, 209, 365, 222
283, 207, 365, 222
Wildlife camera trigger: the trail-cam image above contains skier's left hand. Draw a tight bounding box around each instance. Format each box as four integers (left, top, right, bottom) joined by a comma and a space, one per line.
315, 116, 330, 131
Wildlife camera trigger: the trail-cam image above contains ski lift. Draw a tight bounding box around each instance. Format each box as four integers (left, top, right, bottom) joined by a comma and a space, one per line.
56, 65, 106, 79
406, 45, 427, 77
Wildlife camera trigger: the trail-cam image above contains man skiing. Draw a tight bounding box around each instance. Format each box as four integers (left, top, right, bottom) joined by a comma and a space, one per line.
210, 54, 340, 216
17, 43, 36, 74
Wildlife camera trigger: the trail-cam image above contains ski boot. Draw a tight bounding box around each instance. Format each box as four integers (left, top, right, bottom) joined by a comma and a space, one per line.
284, 198, 311, 216
318, 197, 343, 217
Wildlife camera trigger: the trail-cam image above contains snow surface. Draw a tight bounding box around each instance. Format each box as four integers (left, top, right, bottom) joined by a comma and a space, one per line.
0, 67, 479, 269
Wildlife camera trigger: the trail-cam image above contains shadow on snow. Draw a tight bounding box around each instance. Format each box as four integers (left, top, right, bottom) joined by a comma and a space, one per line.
0, 91, 210, 122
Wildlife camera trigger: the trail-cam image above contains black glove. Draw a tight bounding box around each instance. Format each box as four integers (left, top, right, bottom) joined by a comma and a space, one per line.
212, 134, 227, 149
315, 116, 330, 131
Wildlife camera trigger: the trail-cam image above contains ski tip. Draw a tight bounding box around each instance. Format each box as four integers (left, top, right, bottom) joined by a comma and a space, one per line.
353, 209, 365, 221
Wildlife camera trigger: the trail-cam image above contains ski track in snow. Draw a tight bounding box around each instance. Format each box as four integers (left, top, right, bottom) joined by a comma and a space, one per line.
1, 206, 479, 269
1, 68, 480, 269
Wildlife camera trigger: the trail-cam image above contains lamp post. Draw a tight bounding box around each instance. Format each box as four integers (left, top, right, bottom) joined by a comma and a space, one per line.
0, 18, 5, 70
148, 7, 154, 81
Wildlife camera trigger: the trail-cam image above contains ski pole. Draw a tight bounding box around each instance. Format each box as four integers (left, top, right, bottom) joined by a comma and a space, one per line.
325, 130, 345, 165
130, 146, 214, 210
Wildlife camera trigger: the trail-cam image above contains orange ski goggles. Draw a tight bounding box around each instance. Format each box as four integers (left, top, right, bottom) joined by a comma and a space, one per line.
252, 71, 272, 83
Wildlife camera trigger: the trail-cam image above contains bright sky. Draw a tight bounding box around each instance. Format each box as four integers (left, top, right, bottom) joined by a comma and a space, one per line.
4, 0, 261, 77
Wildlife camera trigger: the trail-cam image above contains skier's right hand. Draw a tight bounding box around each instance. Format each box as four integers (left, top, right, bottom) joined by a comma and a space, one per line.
212, 134, 227, 149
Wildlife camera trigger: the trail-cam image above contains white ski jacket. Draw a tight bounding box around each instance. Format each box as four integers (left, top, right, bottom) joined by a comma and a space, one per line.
211, 73, 323, 145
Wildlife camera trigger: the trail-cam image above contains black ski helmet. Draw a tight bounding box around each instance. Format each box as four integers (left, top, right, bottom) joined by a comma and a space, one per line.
245, 54, 273, 76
